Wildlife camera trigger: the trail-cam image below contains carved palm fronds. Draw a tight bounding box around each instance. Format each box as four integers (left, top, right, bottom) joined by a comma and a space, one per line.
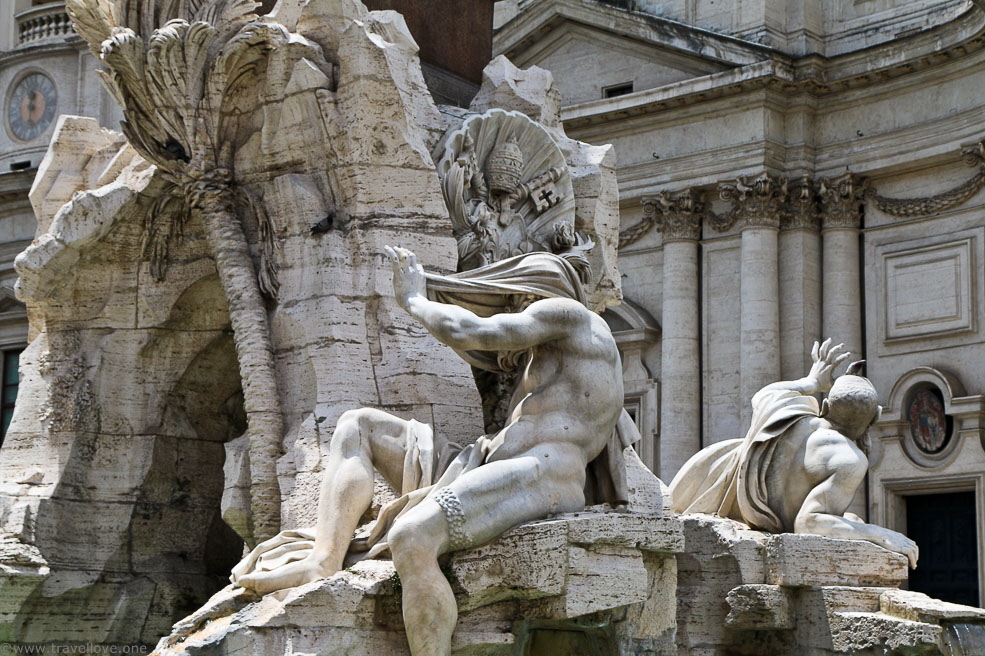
66, 0, 287, 540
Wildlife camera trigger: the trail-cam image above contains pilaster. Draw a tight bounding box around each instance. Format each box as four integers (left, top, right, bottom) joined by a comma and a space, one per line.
718, 172, 785, 431
641, 188, 704, 478
819, 172, 866, 365
779, 175, 822, 380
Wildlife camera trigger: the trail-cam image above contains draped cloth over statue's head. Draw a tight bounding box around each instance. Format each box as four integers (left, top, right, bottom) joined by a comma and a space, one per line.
423, 251, 588, 373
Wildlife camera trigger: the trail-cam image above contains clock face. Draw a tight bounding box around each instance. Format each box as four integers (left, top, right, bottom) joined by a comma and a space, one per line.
7, 73, 57, 142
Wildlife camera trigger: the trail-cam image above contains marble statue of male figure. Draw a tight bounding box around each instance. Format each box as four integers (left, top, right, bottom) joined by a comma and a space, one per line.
670, 339, 919, 568
232, 246, 628, 656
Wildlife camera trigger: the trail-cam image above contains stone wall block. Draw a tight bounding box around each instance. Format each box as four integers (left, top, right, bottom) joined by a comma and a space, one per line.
565, 512, 683, 552
450, 520, 569, 611
562, 543, 649, 617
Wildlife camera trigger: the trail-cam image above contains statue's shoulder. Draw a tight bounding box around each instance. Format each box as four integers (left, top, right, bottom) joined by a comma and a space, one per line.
805, 424, 867, 462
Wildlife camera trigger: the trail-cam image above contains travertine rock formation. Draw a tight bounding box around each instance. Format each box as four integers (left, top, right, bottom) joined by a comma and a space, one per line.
0, 0, 626, 645
156, 452, 679, 655
0, 0, 493, 644
676, 515, 985, 656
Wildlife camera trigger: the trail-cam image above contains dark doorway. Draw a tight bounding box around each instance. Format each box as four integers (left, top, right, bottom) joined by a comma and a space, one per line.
906, 491, 980, 607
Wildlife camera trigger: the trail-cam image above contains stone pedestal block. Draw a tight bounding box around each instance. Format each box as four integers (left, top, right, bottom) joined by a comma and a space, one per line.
154, 511, 682, 656
764, 533, 908, 588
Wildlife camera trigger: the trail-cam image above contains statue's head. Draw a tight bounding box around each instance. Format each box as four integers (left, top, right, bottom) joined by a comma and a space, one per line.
821, 370, 881, 441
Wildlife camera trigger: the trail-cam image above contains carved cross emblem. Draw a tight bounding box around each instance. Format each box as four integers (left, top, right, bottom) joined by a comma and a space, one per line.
533, 182, 561, 212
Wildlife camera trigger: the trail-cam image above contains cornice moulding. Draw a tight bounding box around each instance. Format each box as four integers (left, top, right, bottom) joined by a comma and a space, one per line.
495, 0, 771, 67
534, 3, 985, 130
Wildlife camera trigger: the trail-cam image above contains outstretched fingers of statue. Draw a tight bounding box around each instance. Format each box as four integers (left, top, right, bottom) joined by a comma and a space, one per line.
818, 337, 833, 360
823, 342, 844, 365
832, 351, 851, 371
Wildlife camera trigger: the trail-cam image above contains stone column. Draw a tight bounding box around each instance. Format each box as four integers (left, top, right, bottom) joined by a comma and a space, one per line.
819, 172, 867, 518
719, 173, 786, 431
819, 173, 866, 363
644, 189, 703, 480
779, 175, 822, 380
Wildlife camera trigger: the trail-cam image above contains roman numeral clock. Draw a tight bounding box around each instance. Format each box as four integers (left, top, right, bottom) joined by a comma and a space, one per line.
6, 72, 57, 142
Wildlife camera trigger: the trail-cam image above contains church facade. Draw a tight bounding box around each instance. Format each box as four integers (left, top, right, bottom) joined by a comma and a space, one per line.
496, 0, 985, 607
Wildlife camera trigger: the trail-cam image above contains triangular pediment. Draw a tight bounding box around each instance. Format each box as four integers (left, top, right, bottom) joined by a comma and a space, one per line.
0, 286, 23, 314
496, 0, 769, 105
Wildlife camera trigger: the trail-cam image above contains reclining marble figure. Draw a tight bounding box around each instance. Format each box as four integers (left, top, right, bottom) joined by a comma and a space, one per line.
231, 246, 636, 655
670, 339, 919, 568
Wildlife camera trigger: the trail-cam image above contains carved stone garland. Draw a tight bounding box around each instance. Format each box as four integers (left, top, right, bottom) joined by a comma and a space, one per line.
868, 138, 985, 218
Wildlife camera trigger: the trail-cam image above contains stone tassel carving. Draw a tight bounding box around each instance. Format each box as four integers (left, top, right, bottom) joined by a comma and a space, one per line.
65, 0, 326, 539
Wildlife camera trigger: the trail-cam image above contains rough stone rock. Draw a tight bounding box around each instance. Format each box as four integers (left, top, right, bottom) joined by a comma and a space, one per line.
826, 611, 941, 654
470, 55, 562, 130
725, 584, 794, 630
674, 514, 972, 656
0, 0, 493, 645
880, 588, 985, 624
153, 510, 681, 656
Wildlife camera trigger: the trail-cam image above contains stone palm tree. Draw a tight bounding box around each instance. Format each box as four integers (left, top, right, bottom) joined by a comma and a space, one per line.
66, 0, 294, 540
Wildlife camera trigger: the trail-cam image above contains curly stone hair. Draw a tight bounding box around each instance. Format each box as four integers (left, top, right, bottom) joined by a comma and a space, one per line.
825, 374, 881, 450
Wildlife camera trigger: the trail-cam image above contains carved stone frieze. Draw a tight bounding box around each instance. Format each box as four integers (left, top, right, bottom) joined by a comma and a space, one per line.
818, 172, 867, 230
714, 172, 788, 232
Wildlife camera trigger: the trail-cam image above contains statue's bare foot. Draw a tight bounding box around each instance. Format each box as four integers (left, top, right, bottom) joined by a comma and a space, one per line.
234, 557, 333, 595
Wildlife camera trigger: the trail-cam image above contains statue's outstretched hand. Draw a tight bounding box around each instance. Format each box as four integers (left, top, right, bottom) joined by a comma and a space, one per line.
879, 526, 920, 569
384, 246, 426, 310
808, 338, 851, 393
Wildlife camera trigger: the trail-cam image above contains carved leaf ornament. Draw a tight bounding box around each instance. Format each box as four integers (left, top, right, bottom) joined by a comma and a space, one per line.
66, 0, 292, 540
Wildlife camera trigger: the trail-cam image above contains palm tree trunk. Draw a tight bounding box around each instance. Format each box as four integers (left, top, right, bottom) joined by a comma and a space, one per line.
193, 173, 283, 542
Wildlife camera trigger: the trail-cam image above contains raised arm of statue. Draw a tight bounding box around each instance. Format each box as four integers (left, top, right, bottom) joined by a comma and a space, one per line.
755, 338, 850, 401
385, 245, 576, 353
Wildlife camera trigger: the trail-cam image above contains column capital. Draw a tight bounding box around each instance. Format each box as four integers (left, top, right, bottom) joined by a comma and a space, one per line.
641, 187, 705, 242
783, 174, 821, 231
819, 171, 867, 230
715, 171, 788, 231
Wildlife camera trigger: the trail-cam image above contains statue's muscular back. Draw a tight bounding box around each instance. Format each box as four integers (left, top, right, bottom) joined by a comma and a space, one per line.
484, 297, 624, 465
767, 416, 868, 532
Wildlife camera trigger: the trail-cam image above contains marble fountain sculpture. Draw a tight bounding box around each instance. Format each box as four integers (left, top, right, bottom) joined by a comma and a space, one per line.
0, 0, 984, 653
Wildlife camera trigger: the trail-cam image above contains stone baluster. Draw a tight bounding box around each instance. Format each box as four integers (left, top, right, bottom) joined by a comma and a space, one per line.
779, 175, 822, 380
719, 172, 786, 431
642, 188, 704, 479
819, 172, 866, 365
